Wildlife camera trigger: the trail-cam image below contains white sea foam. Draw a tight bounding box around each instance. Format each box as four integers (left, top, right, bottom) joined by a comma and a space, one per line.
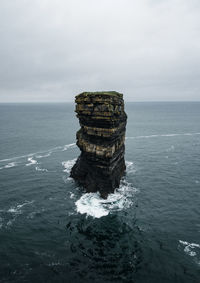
0, 143, 76, 164
8, 207, 21, 214
126, 132, 200, 140
5, 162, 17, 168
0, 153, 34, 163
8, 200, 34, 214
76, 193, 109, 218
35, 152, 51, 158
62, 143, 76, 151
62, 175, 74, 184
0, 162, 18, 170
126, 161, 136, 174
35, 166, 48, 172
0, 201, 34, 229
26, 157, 38, 166
70, 192, 75, 199
6, 219, 14, 227
179, 240, 200, 257
3, 201, 35, 228
75, 179, 138, 218
62, 159, 77, 173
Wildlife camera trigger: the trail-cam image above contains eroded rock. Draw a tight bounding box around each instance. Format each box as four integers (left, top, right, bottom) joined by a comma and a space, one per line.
70, 91, 127, 198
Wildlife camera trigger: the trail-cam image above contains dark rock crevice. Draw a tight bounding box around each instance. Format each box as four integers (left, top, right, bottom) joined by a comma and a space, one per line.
70, 91, 127, 198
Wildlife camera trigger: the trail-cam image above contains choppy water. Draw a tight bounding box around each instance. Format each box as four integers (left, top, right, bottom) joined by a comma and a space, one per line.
0, 102, 200, 283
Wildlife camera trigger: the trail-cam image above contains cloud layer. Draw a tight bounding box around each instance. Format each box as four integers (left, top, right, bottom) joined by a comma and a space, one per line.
0, 0, 200, 102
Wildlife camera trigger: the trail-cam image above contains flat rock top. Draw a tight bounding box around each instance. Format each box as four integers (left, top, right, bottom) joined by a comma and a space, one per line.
76, 91, 123, 99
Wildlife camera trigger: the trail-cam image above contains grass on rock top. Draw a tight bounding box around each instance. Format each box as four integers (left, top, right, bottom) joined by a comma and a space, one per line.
76, 91, 123, 99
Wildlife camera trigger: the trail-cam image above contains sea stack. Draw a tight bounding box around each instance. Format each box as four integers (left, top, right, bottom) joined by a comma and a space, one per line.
70, 91, 127, 198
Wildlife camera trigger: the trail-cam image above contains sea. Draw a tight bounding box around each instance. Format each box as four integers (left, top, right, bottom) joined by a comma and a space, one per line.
0, 102, 199, 283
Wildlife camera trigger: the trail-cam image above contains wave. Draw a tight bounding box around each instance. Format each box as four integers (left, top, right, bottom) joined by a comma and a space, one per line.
179, 240, 200, 259
62, 143, 76, 151
0, 143, 76, 164
62, 159, 135, 181
75, 179, 138, 218
35, 152, 51, 158
70, 192, 75, 199
26, 157, 38, 166
126, 160, 136, 174
62, 159, 77, 173
126, 132, 200, 140
35, 166, 48, 172
8, 200, 34, 214
0, 201, 35, 229
0, 153, 34, 163
0, 162, 18, 170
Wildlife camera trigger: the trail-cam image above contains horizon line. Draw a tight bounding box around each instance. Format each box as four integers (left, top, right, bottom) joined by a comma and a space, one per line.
0, 100, 200, 104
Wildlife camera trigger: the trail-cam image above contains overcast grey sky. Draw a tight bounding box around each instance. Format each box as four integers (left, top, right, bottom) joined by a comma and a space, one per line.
0, 0, 200, 102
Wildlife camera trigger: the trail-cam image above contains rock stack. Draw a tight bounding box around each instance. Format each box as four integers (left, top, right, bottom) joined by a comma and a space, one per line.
70, 91, 127, 198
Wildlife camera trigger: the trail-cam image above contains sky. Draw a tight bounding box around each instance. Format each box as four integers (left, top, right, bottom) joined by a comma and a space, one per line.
0, 0, 200, 102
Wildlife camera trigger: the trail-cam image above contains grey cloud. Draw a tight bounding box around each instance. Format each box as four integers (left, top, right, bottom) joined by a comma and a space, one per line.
0, 0, 200, 102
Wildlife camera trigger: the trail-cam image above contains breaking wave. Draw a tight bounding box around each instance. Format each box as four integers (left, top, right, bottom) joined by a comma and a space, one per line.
0, 143, 76, 170
0, 201, 35, 229
125, 160, 136, 174
35, 166, 48, 172
35, 153, 51, 158
75, 179, 138, 218
62, 159, 77, 173
62, 143, 76, 151
8, 200, 35, 214
26, 157, 38, 166
126, 132, 200, 140
0, 143, 76, 163
179, 240, 200, 264
0, 162, 18, 170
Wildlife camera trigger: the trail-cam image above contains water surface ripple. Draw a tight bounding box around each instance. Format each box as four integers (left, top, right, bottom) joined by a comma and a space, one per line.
0, 102, 200, 283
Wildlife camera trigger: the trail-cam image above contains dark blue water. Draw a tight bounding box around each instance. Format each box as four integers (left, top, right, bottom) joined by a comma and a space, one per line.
0, 102, 199, 283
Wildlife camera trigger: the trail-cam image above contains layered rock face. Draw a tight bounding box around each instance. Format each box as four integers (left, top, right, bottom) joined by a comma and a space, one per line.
70, 91, 127, 198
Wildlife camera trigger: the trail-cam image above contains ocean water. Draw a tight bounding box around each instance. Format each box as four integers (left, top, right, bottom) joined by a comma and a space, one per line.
0, 102, 200, 283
